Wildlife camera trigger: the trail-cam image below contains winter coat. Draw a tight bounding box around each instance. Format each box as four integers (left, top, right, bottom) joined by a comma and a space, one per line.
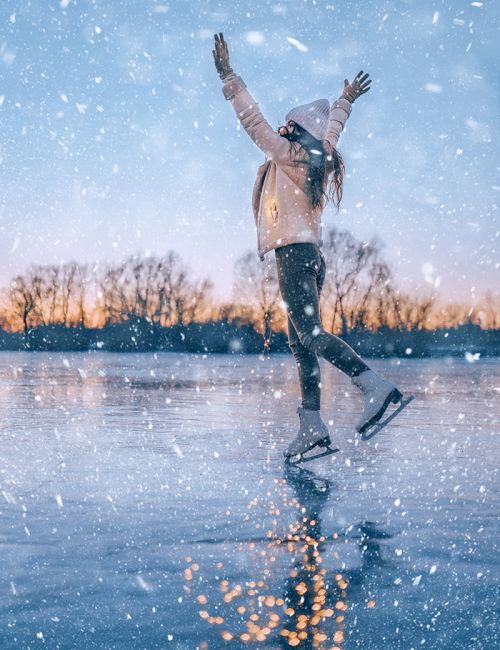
221, 72, 353, 261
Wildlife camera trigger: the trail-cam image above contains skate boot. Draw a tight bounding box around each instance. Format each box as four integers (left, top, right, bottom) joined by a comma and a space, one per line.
284, 407, 338, 464
352, 369, 414, 440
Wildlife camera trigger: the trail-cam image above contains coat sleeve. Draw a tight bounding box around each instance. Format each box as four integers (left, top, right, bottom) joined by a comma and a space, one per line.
323, 95, 353, 154
221, 73, 292, 162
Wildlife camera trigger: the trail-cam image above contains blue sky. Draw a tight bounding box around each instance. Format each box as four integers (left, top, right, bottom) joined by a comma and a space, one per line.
0, 0, 498, 304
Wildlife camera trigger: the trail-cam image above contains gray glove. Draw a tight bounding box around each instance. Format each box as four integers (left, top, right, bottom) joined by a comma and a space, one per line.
213, 32, 234, 80
342, 71, 372, 102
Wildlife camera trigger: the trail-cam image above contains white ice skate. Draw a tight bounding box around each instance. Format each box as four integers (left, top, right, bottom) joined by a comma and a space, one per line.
352, 369, 414, 440
284, 407, 339, 465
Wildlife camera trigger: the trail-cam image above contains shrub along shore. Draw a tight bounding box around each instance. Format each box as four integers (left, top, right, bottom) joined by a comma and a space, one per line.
1, 317, 498, 358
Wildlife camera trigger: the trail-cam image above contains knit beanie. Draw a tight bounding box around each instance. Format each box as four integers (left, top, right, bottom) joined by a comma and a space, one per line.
285, 98, 330, 141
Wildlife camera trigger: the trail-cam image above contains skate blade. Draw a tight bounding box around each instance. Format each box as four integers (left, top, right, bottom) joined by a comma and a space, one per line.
361, 395, 415, 440
285, 446, 340, 466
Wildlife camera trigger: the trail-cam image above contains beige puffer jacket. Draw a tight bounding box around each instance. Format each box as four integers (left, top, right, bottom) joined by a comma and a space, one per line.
221, 72, 353, 261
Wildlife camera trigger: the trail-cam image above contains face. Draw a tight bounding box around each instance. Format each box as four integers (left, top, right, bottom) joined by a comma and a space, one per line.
278, 119, 298, 140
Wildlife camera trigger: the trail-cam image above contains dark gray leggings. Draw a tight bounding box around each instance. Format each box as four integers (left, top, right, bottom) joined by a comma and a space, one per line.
275, 242, 369, 410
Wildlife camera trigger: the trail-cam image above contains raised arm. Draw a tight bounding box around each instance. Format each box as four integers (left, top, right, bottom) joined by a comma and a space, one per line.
324, 96, 353, 152
213, 33, 291, 161
324, 71, 372, 153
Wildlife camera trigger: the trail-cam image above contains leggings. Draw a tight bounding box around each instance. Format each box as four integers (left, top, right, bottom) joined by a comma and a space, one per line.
274, 242, 369, 411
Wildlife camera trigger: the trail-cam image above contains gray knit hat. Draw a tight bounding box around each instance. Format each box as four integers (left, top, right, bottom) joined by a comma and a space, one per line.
285, 98, 330, 141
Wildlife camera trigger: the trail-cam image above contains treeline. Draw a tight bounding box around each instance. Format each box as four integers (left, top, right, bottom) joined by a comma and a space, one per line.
1, 251, 214, 332
0, 227, 498, 356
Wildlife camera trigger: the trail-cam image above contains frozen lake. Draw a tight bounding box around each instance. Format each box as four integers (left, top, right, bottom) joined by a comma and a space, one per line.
0, 352, 498, 649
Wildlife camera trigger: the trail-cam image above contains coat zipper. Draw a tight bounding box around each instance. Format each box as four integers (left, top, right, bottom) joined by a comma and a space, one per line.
258, 213, 264, 260
257, 195, 264, 261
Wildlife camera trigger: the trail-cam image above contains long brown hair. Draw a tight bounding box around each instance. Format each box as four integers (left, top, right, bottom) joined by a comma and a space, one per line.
284, 124, 345, 213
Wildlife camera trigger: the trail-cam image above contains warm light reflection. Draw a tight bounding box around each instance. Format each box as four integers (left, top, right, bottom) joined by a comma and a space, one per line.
182, 471, 379, 648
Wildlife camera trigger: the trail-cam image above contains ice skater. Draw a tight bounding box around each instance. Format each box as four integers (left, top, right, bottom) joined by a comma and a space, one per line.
213, 33, 413, 463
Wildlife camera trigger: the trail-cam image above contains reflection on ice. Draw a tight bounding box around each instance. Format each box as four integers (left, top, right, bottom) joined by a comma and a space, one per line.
183, 465, 400, 648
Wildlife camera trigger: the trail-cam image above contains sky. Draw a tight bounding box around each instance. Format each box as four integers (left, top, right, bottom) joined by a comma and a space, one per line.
0, 0, 498, 305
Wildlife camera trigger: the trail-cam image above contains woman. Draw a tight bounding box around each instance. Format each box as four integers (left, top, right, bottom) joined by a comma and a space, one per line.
213, 33, 412, 461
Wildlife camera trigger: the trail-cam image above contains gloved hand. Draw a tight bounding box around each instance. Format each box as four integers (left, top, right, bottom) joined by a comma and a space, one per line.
213, 32, 234, 80
342, 71, 372, 102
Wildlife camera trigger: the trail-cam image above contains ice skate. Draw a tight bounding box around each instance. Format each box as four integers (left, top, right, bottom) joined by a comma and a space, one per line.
284, 407, 339, 465
352, 369, 414, 440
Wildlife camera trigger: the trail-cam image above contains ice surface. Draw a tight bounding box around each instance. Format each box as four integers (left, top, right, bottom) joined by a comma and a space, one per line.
0, 353, 498, 648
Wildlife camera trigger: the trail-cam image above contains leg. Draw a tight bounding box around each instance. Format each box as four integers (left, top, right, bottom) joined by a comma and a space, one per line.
287, 246, 333, 410
278, 245, 343, 460
287, 298, 322, 411
315, 247, 413, 435
283, 243, 330, 411
275, 243, 369, 377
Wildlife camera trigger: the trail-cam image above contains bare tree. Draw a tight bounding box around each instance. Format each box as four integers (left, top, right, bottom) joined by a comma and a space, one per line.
433, 301, 472, 330
322, 227, 393, 335
233, 252, 282, 352
155, 252, 191, 326
184, 277, 214, 324
124, 255, 159, 320
9, 275, 37, 333
211, 301, 254, 325
0, 288, 10, 331
155, 253, 177, 326
478, 291, 500, 329
46, 265, 59, 323
74, 263, 88, 327
94, 251, 214, 328
387, 289, 435, 331
97, 263, 130, 325
6, 262, 91, 329
59, 262, 78, 326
